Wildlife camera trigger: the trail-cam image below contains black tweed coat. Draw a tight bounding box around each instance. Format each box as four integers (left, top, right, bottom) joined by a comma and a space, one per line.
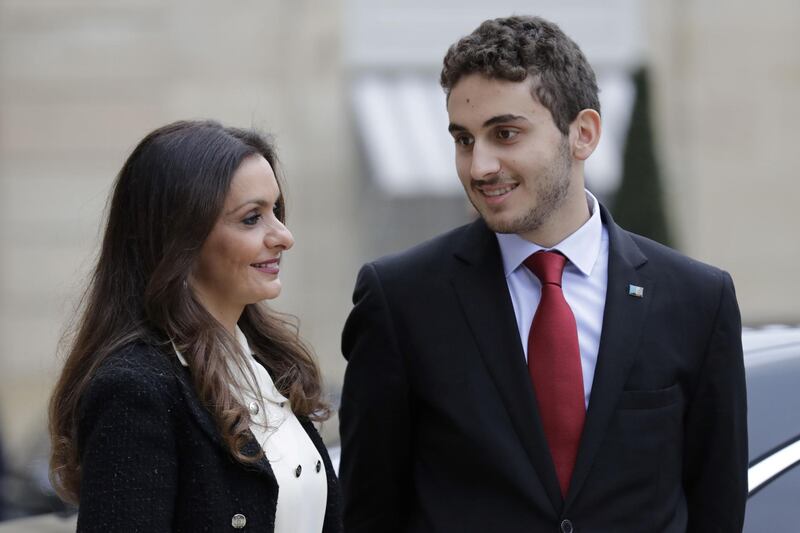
75, 341, 342, 533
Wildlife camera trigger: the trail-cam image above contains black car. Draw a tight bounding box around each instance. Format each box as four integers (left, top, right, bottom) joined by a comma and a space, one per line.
742, 326, 800, 531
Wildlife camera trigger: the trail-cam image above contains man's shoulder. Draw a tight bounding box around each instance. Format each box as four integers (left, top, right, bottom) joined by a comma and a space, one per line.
371, 220, 479, 273
621, 228, 730, 288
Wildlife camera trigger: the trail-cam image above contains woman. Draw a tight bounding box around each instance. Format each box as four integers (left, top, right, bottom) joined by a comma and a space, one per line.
49, 120, 341, 532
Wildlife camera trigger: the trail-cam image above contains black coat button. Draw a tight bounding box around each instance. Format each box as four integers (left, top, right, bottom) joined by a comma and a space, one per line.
295, 464, 302, 477
316, 460, 322, 473
560, 519, 574, 533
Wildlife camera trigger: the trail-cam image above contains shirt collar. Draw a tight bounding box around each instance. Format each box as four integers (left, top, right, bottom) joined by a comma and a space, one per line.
496, 190, 603, 278
172, 326, 252, 368
172, 327, 288, 405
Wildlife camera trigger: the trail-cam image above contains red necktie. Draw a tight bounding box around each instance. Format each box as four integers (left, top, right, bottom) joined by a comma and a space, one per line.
524, 251, 585, 497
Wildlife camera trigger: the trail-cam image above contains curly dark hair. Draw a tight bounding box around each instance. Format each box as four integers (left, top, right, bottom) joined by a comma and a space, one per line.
440, 15, 600, 135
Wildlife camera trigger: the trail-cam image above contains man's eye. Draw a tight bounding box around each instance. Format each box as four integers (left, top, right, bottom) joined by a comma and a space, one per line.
496, 129, 518, 141
243, 213, 262, 226
454, 136, 474, 147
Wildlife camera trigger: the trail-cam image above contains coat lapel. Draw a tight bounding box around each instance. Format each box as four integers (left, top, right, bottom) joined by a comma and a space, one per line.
173, 363, 224, 447
565, 206, 652, 507
450, 219, 563, 514
172, 361, 276, 481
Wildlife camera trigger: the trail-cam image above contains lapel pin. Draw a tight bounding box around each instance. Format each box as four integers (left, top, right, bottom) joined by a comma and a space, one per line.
628, 284, 644, 298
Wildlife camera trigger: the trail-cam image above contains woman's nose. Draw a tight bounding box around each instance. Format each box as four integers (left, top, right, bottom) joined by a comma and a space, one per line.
265, 219, 294, 251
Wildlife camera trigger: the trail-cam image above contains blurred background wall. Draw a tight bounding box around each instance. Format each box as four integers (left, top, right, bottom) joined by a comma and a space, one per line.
0, 0, 798, 518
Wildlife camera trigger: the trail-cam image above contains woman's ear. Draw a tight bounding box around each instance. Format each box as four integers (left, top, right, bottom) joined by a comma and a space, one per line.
571, 109, 602, 161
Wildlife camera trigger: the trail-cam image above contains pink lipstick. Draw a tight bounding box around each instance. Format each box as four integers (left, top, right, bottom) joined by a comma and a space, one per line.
251, 257, 280, 275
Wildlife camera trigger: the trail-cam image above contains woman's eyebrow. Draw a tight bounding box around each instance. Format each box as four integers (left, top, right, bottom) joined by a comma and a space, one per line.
225, 199, 269, 216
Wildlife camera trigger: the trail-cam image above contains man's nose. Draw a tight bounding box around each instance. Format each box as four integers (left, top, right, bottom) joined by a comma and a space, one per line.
470, 142, 501, 181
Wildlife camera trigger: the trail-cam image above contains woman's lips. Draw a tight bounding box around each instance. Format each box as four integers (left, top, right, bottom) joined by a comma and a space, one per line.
251, 258, 280, 275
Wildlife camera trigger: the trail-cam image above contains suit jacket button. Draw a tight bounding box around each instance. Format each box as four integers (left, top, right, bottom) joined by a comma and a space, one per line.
560, 518, 574, 533
316, 460, 322, 473
232, 513, 247, 529
295, 464, 302, 477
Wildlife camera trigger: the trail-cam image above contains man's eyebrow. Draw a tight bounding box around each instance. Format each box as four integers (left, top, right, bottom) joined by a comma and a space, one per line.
448, 114, 529, 134
483, 114, 528, 128
448, 123, 467, 134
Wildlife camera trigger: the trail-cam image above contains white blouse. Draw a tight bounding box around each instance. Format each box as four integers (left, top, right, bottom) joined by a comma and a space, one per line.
174, 329, 327, 533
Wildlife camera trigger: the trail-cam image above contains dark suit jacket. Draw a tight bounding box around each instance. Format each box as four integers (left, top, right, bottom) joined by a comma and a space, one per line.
76, 341, 342, 533
340, 207, 747, 533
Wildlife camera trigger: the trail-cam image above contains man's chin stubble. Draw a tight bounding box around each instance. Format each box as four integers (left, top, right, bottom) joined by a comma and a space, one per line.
477, 189, 569, 235
485, 211, 545, 235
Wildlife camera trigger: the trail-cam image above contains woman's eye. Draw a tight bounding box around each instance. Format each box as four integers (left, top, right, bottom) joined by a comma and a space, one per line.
243, 213, 262, 226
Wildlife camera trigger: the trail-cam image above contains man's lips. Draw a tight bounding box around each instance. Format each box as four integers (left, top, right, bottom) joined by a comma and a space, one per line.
473, 181, 519, 204
250, 257, 280, 274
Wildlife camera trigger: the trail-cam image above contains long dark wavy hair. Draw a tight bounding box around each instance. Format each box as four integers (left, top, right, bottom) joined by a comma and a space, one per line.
49, 120, 328, 504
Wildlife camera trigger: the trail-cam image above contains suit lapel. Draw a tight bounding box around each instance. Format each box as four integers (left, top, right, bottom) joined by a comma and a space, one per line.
565, 206, 652, 507
450, 219, 563, 513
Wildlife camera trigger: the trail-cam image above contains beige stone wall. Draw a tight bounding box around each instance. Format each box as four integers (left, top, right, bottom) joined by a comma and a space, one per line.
0, 0, 354, 456
647, 0, 800, 324
1, 0, 798, 470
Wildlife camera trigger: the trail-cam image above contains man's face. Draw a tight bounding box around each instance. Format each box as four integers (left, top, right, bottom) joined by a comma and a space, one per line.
447, 74, 574, 237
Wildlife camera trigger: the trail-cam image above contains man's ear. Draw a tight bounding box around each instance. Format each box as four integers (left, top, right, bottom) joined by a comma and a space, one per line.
571, 109, 601, 161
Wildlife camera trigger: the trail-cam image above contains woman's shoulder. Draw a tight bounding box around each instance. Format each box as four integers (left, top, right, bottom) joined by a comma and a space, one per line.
75, 340, 188, 461
82, 341, 182, 412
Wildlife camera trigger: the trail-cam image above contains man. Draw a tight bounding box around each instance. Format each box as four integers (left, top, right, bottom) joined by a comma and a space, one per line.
340, 16, 747, 533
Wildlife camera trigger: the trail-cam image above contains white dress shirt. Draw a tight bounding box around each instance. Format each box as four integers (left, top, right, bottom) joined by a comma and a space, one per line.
174, 329, 327, 533
495, 191, 609, 408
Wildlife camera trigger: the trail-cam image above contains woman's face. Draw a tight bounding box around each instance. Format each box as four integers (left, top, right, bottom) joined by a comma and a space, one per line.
191, 154, 294, 328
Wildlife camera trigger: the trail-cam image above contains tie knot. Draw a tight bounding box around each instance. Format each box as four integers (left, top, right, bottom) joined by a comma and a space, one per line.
524, 251, 567, 286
